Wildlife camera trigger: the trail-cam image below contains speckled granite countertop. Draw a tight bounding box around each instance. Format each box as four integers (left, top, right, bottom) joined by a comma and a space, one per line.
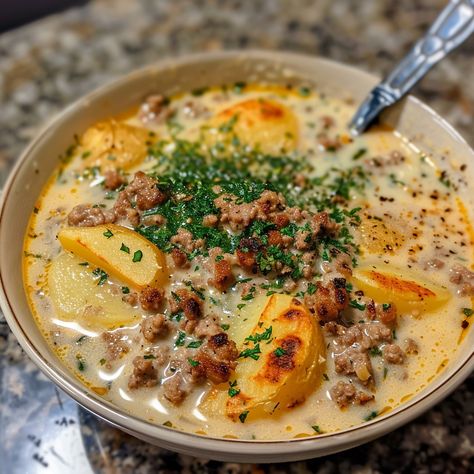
0, 1, 473, 472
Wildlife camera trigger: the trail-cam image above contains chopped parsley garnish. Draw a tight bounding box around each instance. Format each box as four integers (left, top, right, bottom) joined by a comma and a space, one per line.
76, 335, 88, 345
369, 346, 382, 357
364, 411, 378, 422
352, 148, 367, 161
132, 250, 143, 262
171, 291, 181, 302
77, 358, 86, 372
221, 324, 230, 331
137, 138, 363, 269
350, 299, 366, 311
233, 81, 246, 94
462, 308, 473, 317
228, 380, 240, 398
92, 268, 108, 286
389, 173, 405, 186
121, 286, 130, 294
143, 354, 156, 359
239, 344, 261, 361
298, 86, 311, 97
439, 170, 451, 188
188, 358, 200, 367
175, 331, 186, 347
185, 282, 205, 300
103, 229, 114, 239
237, 303, 246, 310
99, 358, 106, 366
274, 347, 287, 357
245, 326, 272, 344
311, 425, 323, 434
382, 303, 392, 311
187, 340, 203, 349
218, 114, 239, 133
120, 243, 130, 253
322, 373, 329, 381
239, 410, 249, 423
383, 367, 388, 380
241, 286, 256, 301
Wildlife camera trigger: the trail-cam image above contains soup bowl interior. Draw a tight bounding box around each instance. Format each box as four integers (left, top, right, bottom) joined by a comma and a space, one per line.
0, 50, 473, 462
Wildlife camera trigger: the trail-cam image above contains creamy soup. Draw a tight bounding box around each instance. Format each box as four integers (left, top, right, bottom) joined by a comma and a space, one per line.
23, 84, 473, 440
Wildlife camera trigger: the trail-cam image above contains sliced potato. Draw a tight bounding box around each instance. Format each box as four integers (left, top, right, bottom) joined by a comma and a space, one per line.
205, 99, 299, 154
80, 120, 150, 170
58, 224, 168, 290
352, 265, 450, 314
48, 252, 140, 329
202, 294, 325, 421
356, 214, 406, 255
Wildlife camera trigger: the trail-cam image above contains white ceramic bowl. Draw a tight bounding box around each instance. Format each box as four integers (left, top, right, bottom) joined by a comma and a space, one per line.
1, 51, 473, 463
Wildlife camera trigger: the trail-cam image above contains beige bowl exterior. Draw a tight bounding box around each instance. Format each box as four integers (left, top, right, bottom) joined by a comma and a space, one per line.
0, 51, 473, 462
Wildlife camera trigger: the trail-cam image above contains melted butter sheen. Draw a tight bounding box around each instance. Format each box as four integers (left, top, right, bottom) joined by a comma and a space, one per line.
23, 84, 472, 440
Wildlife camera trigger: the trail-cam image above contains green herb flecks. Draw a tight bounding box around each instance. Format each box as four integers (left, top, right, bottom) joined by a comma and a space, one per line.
239, 344, 261, 361
120, 243, 130, 254
92, 268, 108, 286
188, 358, 200, 367
245, 326, 272, 344
132, 250, 143, 262
228, 380, 240, 398
274, 347, 287, 357
239, 410, 249, 423
369, 346, 382, 357
350, 300, 366, 311
364, 411, 378, 422
175, 331, 186, 347
187, 340, 203, 349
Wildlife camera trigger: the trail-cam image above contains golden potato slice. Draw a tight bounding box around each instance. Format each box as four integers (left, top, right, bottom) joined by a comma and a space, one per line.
80, 120, 150, 170
58, 224, 168, 290
352, 265, 450, 314
202, 294, 325, 421
48, 252, 140, 329
205, 99, 299, 154
356, 215, 406, 255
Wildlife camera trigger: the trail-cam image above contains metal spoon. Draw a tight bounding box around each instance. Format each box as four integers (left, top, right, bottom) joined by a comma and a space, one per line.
349, 0, 474, 136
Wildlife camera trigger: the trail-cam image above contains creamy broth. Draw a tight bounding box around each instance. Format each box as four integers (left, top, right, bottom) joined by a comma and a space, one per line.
24, 84, 473, 440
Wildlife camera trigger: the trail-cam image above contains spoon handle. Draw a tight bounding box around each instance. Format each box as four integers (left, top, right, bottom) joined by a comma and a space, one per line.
349, 0, 474, 135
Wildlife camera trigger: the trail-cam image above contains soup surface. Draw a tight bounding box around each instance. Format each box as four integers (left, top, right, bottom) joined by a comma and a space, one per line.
23, 83, 473, 440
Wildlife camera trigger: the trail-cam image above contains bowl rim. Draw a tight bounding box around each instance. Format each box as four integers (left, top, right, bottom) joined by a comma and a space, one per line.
1, 49, 473, 459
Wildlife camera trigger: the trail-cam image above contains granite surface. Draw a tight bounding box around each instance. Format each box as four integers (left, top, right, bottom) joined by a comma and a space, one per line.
0, 1, 473, 473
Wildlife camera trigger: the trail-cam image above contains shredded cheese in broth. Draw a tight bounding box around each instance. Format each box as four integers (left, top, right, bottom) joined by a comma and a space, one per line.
23, 83, 473, 440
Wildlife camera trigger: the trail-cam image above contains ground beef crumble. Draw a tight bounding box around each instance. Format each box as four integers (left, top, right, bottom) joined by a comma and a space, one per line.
383, 344, 405, 364
305, 278, 348, 322
330, 381, 374, 408
190, 333, 239, 384
67, 204, 116, 227
141, 314, 168, 342
103, 169, 126, 190
101, 330, 130, 362
169, 288, 203, 320
128, 357, 158, 389
450, 264, 474, 296
139, 287, 164, 312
